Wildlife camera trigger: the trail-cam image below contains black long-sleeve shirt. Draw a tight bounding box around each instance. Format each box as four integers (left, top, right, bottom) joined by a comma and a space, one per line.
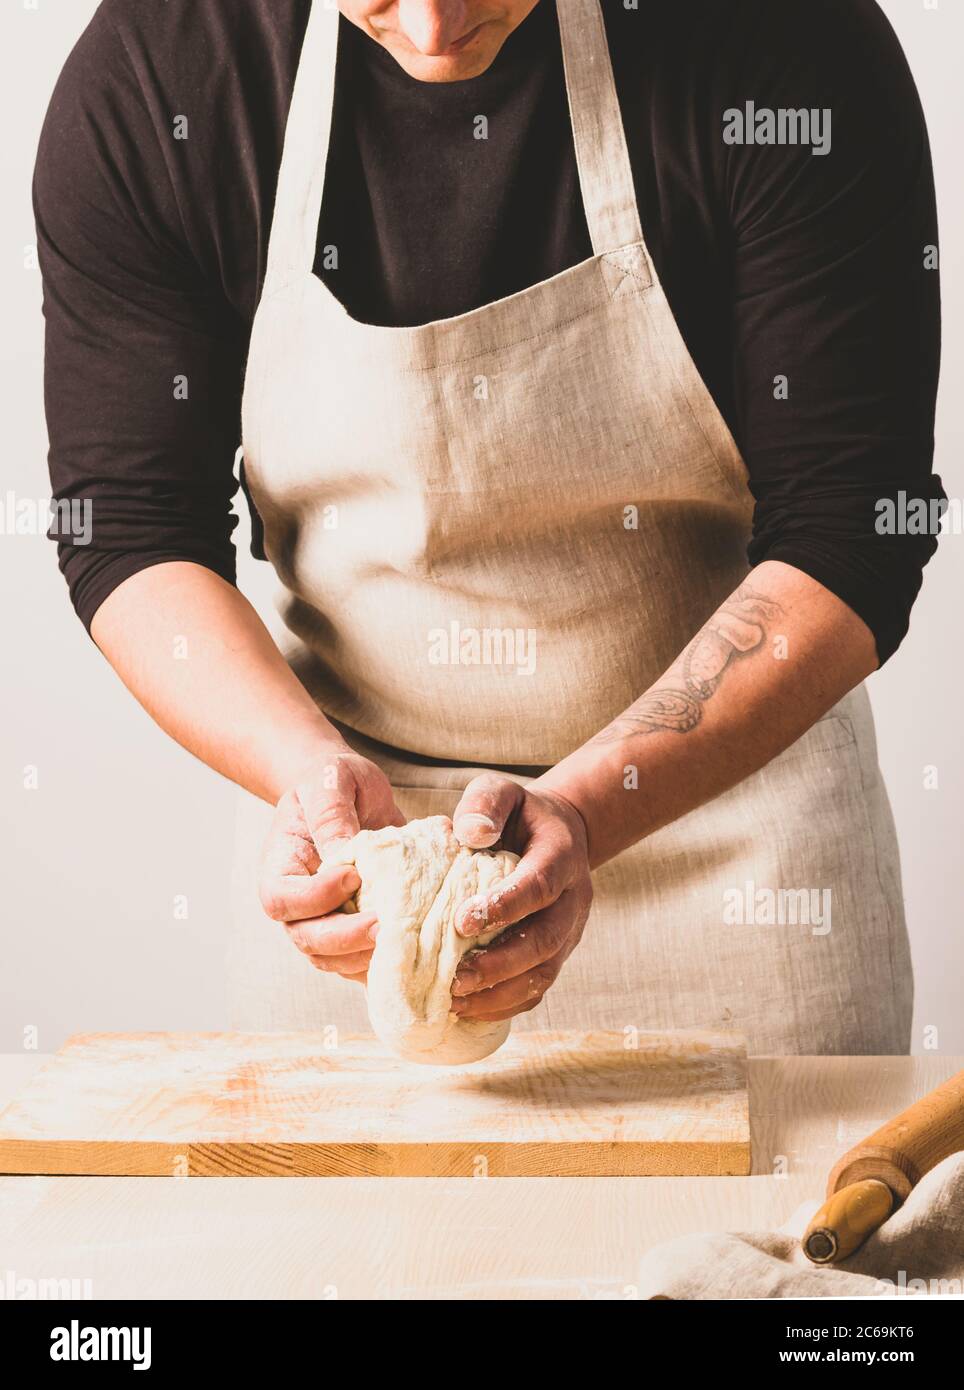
34, 0, 943, 662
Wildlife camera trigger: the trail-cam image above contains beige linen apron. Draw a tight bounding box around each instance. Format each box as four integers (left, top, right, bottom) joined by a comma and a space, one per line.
232, 0, 913, 1054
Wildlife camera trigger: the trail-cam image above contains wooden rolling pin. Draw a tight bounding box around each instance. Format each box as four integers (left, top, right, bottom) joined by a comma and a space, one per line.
803, 1068, 964, 1264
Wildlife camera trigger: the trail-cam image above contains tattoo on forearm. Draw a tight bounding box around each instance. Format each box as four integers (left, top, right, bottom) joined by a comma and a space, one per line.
590, 581, 784, 746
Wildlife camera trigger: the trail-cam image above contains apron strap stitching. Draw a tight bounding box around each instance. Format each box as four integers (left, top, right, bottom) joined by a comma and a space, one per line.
601, 246, 654, 299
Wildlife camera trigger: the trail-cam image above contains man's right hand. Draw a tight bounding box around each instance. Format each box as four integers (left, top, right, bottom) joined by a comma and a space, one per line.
257, 746, 404, 983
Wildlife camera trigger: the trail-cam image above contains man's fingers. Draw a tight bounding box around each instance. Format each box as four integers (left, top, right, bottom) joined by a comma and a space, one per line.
453, 773, 524, 849
261, 790, 321, 878
356, 779, 407, 833
456, 837, 566, 937
260, 863, 361, 924
284, 912, 378, 957
452, 950, 564, 1019
307, 949, 374, 975
460, 998, 543, 1024
453, 891, 577, 995
259, 791, 361, 922
295, 751, 406, 855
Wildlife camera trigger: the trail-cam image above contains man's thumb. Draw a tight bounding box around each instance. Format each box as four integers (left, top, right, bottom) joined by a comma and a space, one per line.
452, 774, 522, 849
295, 758, 361, 854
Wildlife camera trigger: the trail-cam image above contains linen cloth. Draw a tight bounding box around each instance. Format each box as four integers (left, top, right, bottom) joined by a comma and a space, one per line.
636, 1154, 964, 1299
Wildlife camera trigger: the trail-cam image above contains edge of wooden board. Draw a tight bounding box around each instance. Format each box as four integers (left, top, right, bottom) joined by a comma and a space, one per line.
0, 1138, 751, 1179
0, 1139, 184, 1177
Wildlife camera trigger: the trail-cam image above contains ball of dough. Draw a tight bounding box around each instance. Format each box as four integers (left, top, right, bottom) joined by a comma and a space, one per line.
323, 816, 519, 1064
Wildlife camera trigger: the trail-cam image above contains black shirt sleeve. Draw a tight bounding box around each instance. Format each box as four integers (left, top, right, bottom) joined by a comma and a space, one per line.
719, 0, 943, 663
34, 3, 243, 632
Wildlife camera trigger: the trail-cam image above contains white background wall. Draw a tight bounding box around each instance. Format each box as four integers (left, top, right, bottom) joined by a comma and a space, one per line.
2, 0, 961, 1053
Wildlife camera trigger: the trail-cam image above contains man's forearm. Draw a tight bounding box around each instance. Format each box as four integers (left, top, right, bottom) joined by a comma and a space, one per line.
534, 560, 878, 869
90, 561, 346, 803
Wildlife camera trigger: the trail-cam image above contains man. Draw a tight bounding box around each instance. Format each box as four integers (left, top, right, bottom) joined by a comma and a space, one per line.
36, 0, 942, 1051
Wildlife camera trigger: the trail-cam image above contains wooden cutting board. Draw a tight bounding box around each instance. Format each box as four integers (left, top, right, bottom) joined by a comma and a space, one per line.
0, 1030, 750, 1177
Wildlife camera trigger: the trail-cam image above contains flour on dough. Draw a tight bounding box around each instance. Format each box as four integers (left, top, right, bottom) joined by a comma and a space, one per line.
323, 816, 519, 1064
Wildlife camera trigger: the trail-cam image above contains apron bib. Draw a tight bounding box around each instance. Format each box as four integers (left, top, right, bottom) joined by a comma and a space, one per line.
232, 0, 913, 1054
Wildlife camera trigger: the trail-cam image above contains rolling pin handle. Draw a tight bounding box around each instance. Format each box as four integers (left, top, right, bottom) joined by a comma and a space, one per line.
802, 1178, 895, 1266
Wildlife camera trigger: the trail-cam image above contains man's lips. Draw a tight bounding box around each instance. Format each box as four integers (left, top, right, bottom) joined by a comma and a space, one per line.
441, 21, 486, 54
376, 20, 489, 58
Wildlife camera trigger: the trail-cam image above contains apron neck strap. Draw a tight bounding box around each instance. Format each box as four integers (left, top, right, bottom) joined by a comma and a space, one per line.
265, 0, 340, 286
264, 0, 642, 285
555, 0, 644, 254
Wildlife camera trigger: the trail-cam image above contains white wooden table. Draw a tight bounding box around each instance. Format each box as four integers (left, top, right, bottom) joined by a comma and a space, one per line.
0, 1053, 954, 1300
